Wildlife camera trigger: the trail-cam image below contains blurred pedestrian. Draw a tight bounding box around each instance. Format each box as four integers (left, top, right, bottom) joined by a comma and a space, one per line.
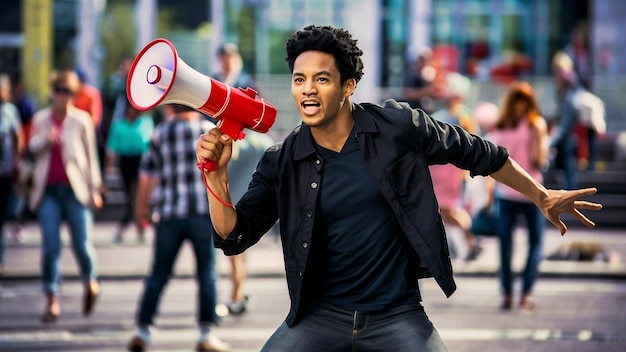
486, 81, 549, 313
105, 98, 154, 243
211, 42, 266, 316
0, 73, 24, 276
428, 72, 482, 261
71, 68, 106, 177
28, 69, 102, 323
127, 104, 229, 352
8, 72, 37, 234
401, 46, 446, 114
220, 131, 275, 316
196, 25, 601, 351
10, 72, 36, 146
211, 42, 257, 90
464, 102, 500, 237
105, 56, 132, 123
562, 22, 598, 171
550, 52, 582, 189
72, 68, 103, 130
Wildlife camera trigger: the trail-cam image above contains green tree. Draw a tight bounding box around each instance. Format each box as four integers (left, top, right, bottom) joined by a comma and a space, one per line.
100, 0, 136, 93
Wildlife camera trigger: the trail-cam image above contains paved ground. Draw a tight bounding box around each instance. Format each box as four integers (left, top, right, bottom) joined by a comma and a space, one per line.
1, 277, 625, 352
1, 221, 625, 281
1, 220, 625, 352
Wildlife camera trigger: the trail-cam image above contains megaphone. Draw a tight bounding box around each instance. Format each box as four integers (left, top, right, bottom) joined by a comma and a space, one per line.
127, 38, 277, 170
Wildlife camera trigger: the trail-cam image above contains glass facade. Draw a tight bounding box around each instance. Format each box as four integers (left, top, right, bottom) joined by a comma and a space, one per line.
432, 0, 536, 82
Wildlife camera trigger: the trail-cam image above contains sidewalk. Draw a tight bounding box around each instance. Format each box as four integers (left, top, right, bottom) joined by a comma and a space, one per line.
1, 221, 625, 281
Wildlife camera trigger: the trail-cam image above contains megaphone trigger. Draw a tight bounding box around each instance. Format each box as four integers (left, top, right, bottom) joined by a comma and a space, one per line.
240, 87, 257, 98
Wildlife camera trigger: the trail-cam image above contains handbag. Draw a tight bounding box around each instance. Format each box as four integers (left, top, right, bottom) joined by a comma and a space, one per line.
470, 205, 498, 237
14, 155, 35, 200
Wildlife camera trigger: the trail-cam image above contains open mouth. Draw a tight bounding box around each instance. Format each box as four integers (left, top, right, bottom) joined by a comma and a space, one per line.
301, 100, 321, 114
302, 100, 320, 108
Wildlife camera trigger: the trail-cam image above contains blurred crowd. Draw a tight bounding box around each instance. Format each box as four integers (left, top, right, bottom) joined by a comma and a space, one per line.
0, 24, 605, 351
0, 41, 277, 351
399, 27, 605, 312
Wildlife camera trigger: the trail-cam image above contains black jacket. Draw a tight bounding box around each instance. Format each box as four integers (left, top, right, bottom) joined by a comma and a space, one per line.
214, 99, 509, 325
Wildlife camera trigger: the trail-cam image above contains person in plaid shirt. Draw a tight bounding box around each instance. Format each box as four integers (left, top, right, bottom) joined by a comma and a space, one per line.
127, 103, 229, 352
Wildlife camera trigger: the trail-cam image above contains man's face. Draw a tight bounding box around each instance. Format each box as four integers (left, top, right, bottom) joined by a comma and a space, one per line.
219, 53, 232, 72
291, 50, 353, 128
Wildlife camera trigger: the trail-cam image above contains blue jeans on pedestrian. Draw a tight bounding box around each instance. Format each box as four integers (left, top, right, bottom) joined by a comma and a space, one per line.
261, 302, 448, 351
586, 128, 598, 171
0, 176, 12, 268
136, 215, 218, 325
496, 197, 545, 296
38, 184, 98, 294
555, 138, 578, 189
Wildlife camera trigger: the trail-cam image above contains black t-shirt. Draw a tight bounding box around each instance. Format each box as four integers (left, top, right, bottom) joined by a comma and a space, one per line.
308, 132, 421, 312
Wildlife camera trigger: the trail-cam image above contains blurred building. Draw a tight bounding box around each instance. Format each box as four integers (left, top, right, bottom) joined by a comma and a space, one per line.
1, 0, 625, 135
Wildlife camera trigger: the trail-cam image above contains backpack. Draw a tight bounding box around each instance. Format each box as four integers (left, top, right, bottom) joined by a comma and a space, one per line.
575, 90, 606, 134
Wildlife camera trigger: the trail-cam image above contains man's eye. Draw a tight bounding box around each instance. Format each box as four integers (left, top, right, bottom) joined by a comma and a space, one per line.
294, 78, 303, 83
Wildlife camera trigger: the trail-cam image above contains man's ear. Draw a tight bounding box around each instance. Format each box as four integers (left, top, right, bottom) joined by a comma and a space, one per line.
344, 78, 356, 97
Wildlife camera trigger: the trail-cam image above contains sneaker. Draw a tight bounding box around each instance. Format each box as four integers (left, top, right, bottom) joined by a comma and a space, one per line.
10, 225, 23, 244
196, 334, 230, 352
112, 230, 123, 244
464, 244, 483, 262
127, 335, 146, 352
226, 295, 249, 315
499, 295, 513, 311
519, 296, 535, 314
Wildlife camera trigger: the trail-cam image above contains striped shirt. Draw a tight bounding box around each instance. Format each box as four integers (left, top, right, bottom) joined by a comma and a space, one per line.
140, 116, 213, 220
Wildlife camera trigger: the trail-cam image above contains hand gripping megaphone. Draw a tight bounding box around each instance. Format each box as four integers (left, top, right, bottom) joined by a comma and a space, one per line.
126, 38, 277, 171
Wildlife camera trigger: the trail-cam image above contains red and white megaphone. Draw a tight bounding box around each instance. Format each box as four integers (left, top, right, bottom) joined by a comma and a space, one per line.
127, 38, 276, 170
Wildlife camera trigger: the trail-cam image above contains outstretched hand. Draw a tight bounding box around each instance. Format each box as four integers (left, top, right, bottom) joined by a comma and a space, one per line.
540, 188, 602, 235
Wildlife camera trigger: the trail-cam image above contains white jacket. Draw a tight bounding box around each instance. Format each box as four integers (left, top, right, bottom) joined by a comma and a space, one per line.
27, 105, 102, 211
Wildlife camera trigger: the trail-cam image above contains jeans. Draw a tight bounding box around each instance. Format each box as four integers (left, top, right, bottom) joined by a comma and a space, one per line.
496, 198, 545, 296
586, 128, 598, 171
0, 176, 12, 266
261, 302, 448, 352
38, 184, 98, 294
554, 138, 578, 190
118, 155, 141, 226
136, 215, 218, 325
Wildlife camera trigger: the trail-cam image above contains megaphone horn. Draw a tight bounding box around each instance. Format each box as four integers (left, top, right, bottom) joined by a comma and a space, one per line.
126, 38, 276, 143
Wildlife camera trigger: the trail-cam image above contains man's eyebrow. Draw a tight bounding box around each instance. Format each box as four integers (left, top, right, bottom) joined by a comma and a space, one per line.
292, 70, 334, 78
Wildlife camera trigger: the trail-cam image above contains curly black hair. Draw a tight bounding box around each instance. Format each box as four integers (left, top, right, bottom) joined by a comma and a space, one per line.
285, 25, 364, 84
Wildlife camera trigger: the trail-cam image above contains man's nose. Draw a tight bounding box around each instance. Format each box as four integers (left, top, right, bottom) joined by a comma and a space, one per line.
302, 81, 317, 95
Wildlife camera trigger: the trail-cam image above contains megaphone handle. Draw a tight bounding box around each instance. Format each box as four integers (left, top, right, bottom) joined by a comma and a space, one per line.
196, 160, 234, 208
201, 159, 218, 171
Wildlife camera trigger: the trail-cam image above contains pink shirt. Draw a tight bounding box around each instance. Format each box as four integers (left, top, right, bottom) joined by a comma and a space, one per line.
47, 115, 70, 185
487, 121, 542, 202
429, 164, 464, 209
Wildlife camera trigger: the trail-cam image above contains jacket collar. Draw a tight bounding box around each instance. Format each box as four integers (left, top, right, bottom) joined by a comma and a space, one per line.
292, 103, 378, 161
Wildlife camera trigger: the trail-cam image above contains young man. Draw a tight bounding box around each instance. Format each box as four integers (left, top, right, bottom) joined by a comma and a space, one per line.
127, 104, 229, 352
195, 25, 601, 351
